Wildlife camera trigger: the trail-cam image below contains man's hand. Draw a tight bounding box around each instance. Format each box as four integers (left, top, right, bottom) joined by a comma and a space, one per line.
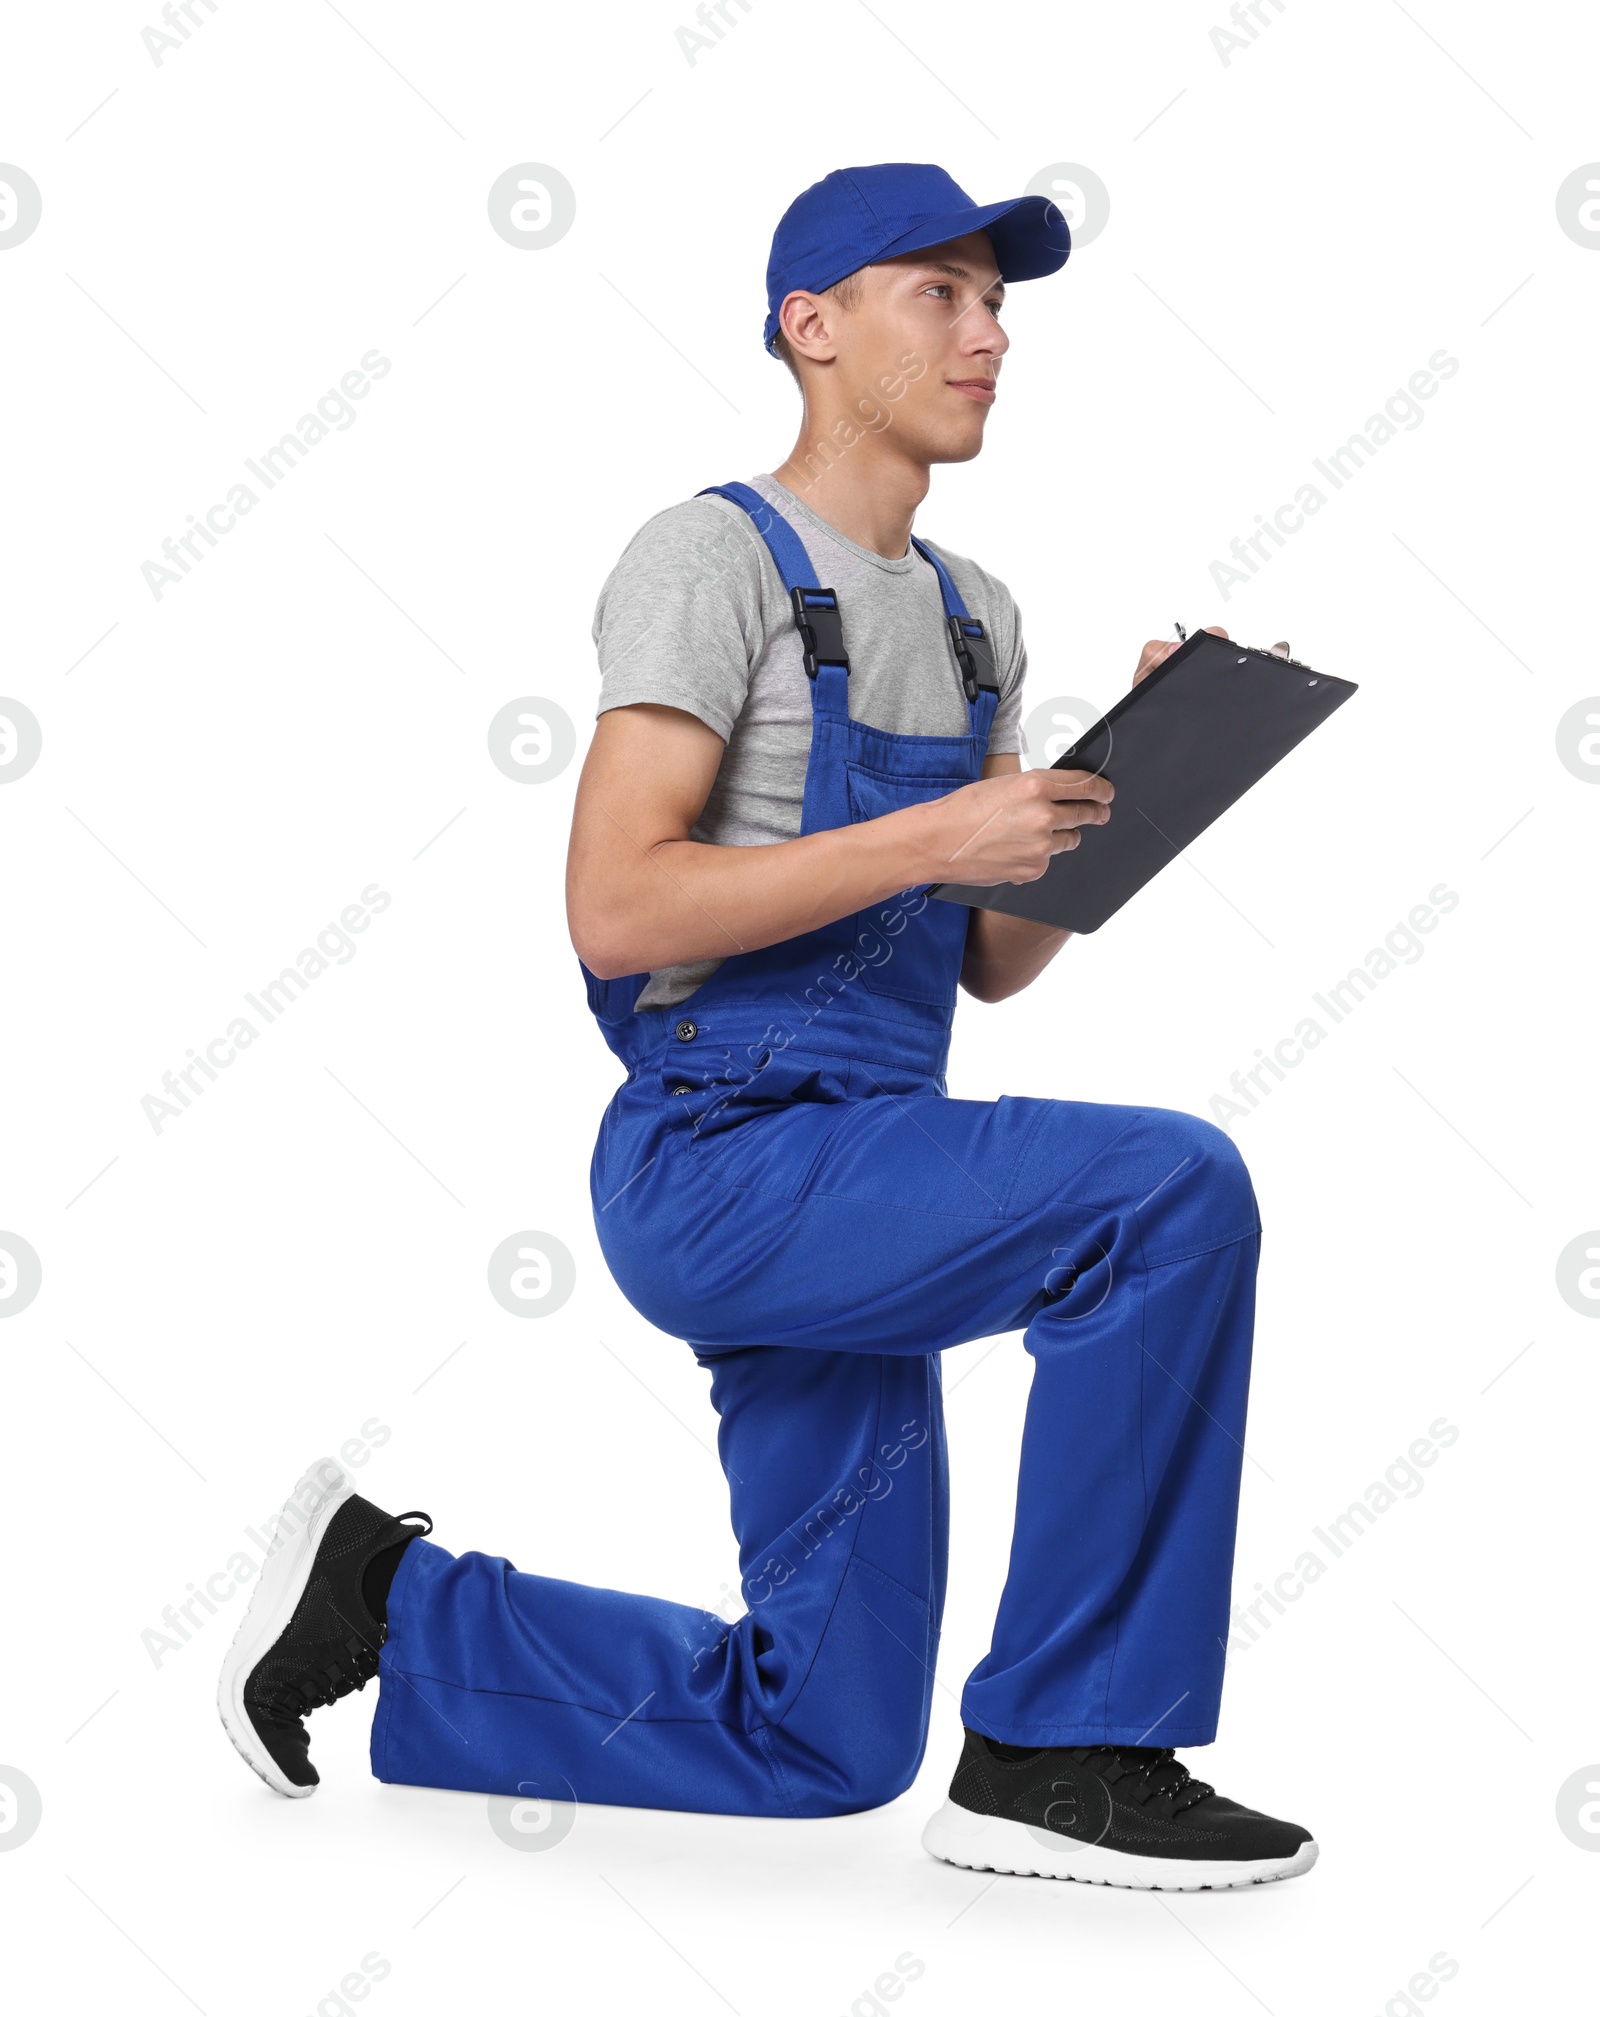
1132, 624, 1229, 687
904, 765, 1113, 887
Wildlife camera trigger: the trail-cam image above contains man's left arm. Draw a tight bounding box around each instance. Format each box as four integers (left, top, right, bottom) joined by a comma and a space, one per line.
959, 626, 1230, 1003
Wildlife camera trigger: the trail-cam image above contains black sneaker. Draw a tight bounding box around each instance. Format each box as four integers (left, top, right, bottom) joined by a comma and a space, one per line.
217, 1457, 431, 1798
922, 1730, 1317, 1890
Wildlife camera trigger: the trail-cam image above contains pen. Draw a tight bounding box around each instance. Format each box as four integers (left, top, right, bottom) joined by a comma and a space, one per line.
1173, 622, 1187, 642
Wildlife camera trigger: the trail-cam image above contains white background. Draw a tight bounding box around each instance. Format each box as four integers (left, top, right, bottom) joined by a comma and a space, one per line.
2, 1, 1596, 2010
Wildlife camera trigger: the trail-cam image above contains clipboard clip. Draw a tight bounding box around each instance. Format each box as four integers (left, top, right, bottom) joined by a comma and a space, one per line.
1178, 620, 1296, 662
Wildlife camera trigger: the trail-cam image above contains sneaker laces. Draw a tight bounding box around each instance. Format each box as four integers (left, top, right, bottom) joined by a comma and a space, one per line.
1074, 1744, 1214, 1814
265, 1630, 382, 1719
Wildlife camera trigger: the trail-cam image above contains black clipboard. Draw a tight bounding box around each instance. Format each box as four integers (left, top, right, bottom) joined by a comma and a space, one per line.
931, 631, 1357, 934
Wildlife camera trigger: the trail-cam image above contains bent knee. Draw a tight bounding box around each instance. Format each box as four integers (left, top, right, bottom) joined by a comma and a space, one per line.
777, 1686, 931, 1816
803, 1726, 927, 1817
857, 1724, 929, 1810
1140, 1108, 1258, 1246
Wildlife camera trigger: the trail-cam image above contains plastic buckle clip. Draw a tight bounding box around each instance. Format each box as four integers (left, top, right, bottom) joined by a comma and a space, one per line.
790, 585, 849, 680
948, 614, 999, 703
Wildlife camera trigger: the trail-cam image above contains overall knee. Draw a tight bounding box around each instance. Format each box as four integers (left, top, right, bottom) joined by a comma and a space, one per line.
811, 1708, 929, 1815
1142, 1109, 1258, 1250
777, 1594, 934, 1815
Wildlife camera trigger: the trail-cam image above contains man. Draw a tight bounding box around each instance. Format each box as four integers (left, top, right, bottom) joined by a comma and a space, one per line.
220, 163, 1316, 1891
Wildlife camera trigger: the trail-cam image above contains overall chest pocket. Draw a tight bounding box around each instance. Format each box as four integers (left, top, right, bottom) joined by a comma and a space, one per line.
846, 760, 975, 1006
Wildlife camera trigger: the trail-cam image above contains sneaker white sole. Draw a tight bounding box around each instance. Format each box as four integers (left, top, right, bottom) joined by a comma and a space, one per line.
216, 1456, 355, 1799
921, 1799, 1319, 1891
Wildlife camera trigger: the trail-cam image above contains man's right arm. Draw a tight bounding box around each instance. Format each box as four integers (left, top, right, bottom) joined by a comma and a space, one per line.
565, 702, 1113, 980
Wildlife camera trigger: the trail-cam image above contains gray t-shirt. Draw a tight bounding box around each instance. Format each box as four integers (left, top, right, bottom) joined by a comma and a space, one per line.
592, 471, 1027, 1007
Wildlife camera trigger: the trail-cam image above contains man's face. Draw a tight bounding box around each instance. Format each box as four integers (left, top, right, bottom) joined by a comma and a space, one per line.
828, 229, 1010, 465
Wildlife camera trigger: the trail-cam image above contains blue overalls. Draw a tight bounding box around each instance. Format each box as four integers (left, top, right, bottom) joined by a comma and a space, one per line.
372, 483, 1263, 1817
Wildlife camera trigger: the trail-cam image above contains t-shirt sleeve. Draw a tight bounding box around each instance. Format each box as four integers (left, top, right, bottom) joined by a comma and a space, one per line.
591, 500, 764, 742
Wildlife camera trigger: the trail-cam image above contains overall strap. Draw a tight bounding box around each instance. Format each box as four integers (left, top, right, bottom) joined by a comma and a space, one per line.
910, 535, 1001, 707
697, 483, 850, 700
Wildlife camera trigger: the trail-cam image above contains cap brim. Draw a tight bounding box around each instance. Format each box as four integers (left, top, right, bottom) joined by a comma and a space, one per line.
875, 193, 1072, 284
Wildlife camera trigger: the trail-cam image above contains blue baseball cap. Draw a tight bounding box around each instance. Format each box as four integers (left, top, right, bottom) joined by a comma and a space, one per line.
763, 162, 1071, 354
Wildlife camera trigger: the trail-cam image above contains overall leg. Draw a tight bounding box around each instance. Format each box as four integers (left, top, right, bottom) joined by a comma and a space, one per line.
372, 1346, 947, 1817
960, 1105, 1260, 1746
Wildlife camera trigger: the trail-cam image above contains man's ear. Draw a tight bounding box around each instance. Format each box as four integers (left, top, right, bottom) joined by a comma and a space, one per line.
781, 290, 839, 364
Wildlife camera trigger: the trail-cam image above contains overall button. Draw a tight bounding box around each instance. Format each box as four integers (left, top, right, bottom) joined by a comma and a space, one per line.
675, 1019, 698, 1042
